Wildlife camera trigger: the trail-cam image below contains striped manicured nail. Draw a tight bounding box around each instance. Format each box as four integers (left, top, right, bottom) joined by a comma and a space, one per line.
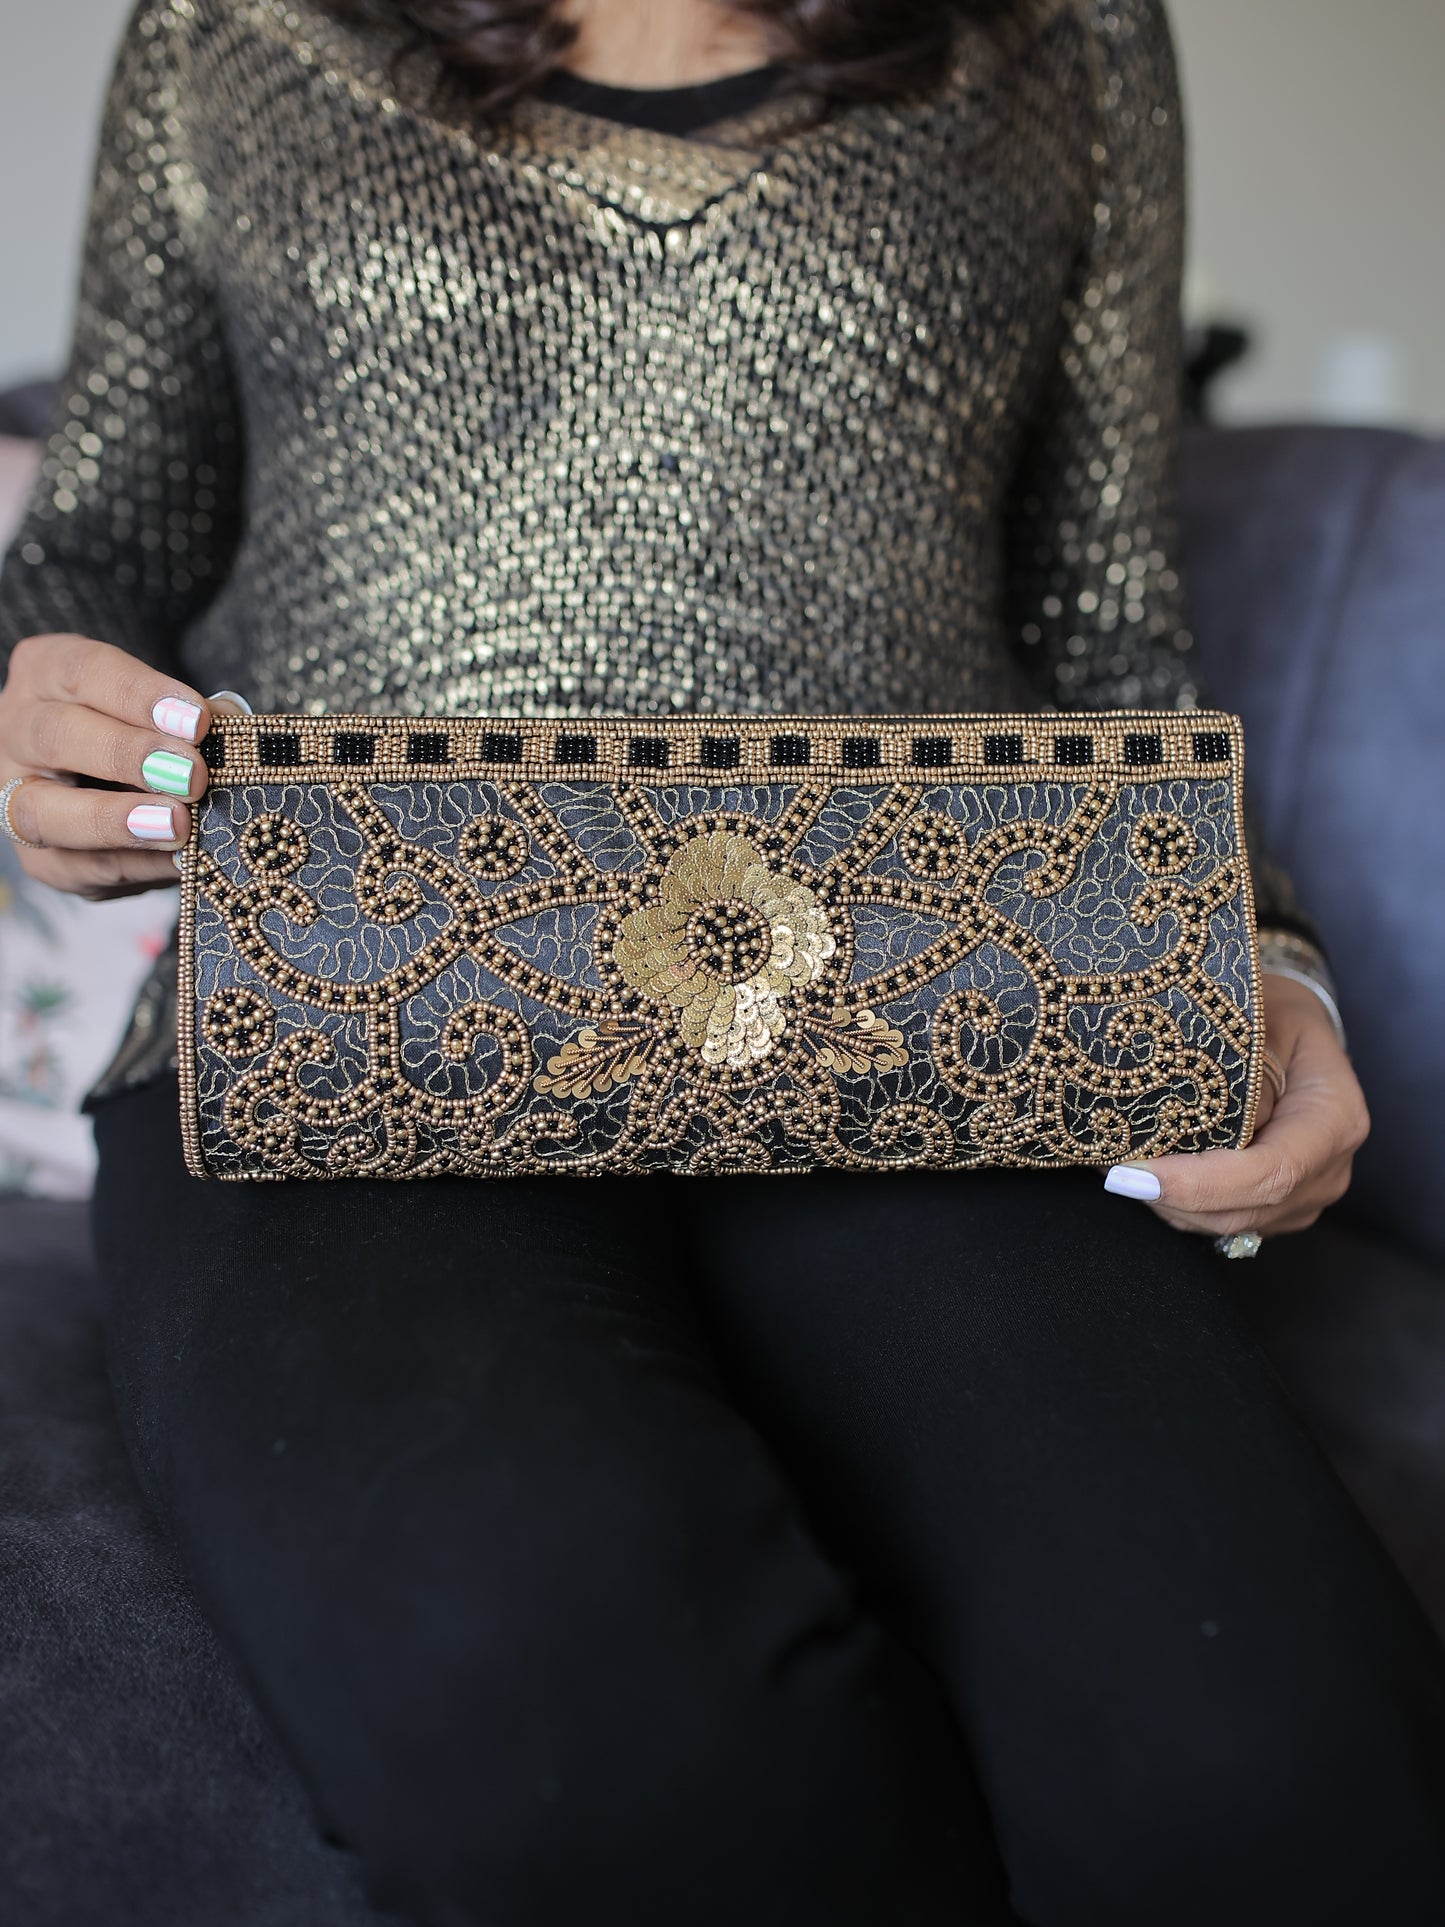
151, 695, 202, 741
1104, 1164, 1162, 1201
127, 802, 176, 841
141, 748, 195, 798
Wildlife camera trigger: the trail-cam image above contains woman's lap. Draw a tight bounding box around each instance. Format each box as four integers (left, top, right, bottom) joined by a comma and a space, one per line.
92, 1076, 1013, 1927
90, 1075, 1445, 1926
689, 1168, 1445, 1920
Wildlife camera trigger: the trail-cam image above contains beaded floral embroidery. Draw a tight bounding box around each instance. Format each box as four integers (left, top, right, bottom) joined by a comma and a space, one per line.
178, 713, 1264, 1178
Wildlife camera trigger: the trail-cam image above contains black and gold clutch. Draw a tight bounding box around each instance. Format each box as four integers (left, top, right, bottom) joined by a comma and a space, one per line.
176, 711, 1265, 1179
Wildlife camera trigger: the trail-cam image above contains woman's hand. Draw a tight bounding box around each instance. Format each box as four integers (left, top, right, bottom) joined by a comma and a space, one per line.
1105, 973, 1370, 1239
0, 631, 213, 900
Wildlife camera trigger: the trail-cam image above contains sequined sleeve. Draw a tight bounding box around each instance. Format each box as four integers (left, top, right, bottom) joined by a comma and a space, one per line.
1003, 0, 1321, 948
0, 1, 244, 683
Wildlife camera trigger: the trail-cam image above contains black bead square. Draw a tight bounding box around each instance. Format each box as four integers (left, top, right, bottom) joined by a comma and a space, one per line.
842, 735, 881, 768
700, 734, 740, 770
628, 735, 670, 769
407, 731, 450, 765
257, 731, 300, 768
1124, 732, 1162, 766
1053, 733, 1094, 767
332, 731, 375, 767
554, 732, 597, 765
911, 734, 953, 767
478, 730, 522, 763
1193, 730, 1232, 763
199, 732, 226, 770
983, 732, 1025, 766
771, 733, 811, 766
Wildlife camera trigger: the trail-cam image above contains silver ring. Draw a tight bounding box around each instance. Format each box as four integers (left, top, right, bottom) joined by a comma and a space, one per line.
1214, 1230, 1264, 1260
0, 774, 44, 849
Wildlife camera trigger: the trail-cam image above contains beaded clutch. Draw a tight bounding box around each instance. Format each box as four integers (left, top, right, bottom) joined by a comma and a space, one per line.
176, 711, 1265, 1180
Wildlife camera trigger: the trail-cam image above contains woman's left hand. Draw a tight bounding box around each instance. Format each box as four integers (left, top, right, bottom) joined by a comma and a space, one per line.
1106, 973, 1371, 1239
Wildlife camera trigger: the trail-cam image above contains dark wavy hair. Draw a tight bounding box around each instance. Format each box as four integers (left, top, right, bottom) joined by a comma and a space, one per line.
319, 1, 1026, 122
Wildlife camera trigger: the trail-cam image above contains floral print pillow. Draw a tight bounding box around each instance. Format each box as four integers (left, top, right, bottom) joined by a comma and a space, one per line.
1, 429, 177, 1197
0, 839, 175, 1196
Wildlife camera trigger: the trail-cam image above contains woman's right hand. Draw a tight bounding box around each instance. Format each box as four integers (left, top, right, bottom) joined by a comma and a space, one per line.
0, 631, 215, 901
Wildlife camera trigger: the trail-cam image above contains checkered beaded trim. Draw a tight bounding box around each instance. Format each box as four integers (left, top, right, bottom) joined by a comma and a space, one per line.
197, 711, 1242, 781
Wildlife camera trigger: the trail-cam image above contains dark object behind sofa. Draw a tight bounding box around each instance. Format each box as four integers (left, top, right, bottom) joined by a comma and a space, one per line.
0, 379, 56, 441
3, 424, 1444, 1925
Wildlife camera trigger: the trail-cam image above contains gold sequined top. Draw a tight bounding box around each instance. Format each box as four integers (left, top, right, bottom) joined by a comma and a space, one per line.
0, 0, 1314, 1110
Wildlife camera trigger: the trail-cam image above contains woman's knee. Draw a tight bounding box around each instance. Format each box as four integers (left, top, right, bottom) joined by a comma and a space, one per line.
999, 1642, 1445, 1927
275, 1441, 920, 1923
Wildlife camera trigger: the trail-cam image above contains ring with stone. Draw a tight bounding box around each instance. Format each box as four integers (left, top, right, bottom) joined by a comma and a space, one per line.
1214, 1230, 1264, 1260
0, 773, 45, 849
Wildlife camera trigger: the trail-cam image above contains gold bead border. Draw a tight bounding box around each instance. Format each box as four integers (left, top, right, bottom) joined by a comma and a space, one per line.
198, 709, 1245, 784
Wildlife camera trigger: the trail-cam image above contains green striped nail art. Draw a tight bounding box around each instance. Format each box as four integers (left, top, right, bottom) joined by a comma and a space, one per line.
141, 748, 195, 798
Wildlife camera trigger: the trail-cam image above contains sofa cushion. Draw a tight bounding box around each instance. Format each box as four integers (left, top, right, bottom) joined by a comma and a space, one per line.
1181, 425, 1445, 1263
0, 1199, 392, 1927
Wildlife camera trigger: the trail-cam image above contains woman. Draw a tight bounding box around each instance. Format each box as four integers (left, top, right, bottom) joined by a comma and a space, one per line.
1, 1, 1441, 1921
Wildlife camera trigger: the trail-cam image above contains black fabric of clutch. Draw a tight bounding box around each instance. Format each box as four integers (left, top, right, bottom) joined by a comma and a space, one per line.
177, 711, 1264, 1179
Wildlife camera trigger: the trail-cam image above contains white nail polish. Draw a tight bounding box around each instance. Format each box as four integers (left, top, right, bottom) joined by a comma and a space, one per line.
151, 695, 202, 741
127, 802, 176, 841
205, 688, 254, 715
1104, 1164, 1162, 1201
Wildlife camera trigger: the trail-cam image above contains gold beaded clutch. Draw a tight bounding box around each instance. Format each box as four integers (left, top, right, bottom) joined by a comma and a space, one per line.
176, 710, 1265, 1179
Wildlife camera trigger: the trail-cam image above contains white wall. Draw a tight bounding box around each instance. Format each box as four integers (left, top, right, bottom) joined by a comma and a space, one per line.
0, 0, 135, 394
1170, 0, 1445, 429
1, 0, 1442, 426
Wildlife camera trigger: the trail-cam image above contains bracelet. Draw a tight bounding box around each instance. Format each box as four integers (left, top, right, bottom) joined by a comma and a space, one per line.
1256, 930, 1348, 1052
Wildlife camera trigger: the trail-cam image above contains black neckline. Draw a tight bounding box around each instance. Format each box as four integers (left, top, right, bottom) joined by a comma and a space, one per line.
535, 61, 786, 137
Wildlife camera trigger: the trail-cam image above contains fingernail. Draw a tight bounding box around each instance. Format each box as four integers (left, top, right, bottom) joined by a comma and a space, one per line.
1104, 1164, 1162, 1201
151, 695, 202, 741
141, 748, 195, 798
127, 802, 176, 841
205, 688, 254, 716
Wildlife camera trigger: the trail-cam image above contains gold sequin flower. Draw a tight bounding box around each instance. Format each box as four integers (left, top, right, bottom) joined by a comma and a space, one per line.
612, 829, 837, 1069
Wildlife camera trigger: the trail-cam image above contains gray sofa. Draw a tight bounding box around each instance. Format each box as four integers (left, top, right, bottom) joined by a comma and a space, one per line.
2, 423, 1443, 1926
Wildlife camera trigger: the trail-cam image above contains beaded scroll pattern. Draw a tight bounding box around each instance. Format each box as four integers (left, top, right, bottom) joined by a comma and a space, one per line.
178, 715, 1263, 1179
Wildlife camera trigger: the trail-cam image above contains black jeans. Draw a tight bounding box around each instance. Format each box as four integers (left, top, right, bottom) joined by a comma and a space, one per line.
91, 1074, 1445, 1927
